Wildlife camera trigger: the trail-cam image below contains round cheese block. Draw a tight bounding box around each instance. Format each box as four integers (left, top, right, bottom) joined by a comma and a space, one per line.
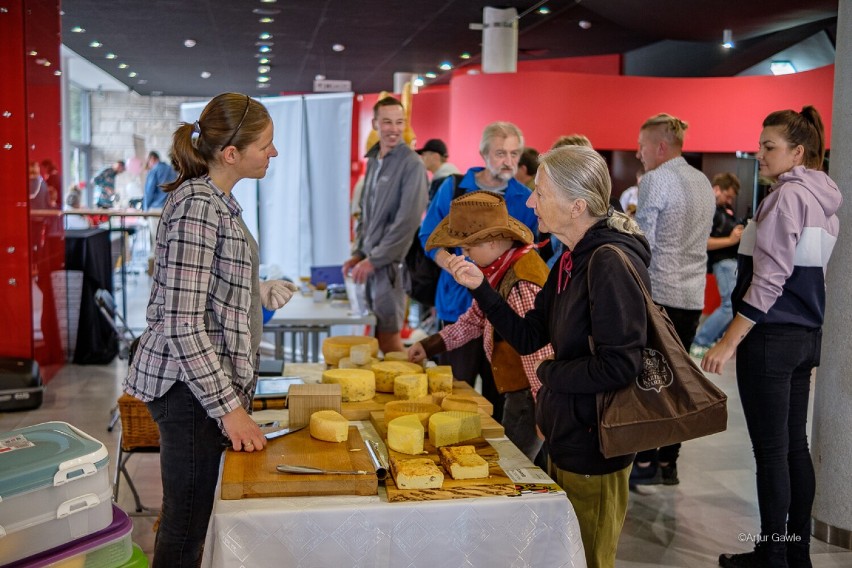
321, 368, 376, 402
321, 336, 379, 365
370, 361, 423, 393
309, 410, 349, 442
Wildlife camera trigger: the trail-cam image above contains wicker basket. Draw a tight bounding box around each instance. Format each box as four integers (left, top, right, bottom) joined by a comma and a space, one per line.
118, 394, 160, 450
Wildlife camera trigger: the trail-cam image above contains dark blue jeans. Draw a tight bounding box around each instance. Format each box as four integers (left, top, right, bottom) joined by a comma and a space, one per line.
737, 324, 820, 567
146, 381, 229, 568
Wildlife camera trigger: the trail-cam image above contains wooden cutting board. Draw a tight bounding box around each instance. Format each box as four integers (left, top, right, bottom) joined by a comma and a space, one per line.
340, 381, 494, 420
384, 438, 517, 502
221, 426, 378, 499
369, 410, 505, 439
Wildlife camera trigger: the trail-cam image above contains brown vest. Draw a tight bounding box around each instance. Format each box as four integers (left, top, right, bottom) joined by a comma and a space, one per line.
490, 250, 550, 393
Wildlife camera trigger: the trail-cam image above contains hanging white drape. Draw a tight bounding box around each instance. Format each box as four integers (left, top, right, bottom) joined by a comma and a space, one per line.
179, 93, 353, 281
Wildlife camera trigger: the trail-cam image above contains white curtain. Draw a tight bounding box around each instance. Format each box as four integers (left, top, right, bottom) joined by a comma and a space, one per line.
180, 93, 353, 281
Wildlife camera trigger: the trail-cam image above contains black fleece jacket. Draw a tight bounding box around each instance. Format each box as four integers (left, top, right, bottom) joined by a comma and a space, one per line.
471, 220, 652, 474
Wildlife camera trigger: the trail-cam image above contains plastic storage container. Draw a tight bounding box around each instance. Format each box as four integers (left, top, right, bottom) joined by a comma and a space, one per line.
4, 504, 133, 567
119, 543, 148, 567
0, 422, 113, 565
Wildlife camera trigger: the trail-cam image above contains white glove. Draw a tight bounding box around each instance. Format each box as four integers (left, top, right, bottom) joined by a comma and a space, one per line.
259, 279, 299, 310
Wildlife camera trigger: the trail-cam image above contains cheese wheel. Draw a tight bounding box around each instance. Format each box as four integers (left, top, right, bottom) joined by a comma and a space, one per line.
441, 395, 479, 413
394, 373, 428, 400
387, 414, 425, 455
309, 410, 349, 442
349, 343, 373, 365
384, 400, 441, 429
426, 368, 453, 394
383, 351, 409, 362
370, 361, 423, 393
321, 368, 376, 402
428, 411, 482, 447
321, 336, 379, 365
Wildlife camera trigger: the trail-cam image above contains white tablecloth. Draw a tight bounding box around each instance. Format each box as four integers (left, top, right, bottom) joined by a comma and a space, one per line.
202, 434, 586, 568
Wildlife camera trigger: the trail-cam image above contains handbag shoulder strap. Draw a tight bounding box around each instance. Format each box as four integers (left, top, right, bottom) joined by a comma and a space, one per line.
588, 244, 653, 306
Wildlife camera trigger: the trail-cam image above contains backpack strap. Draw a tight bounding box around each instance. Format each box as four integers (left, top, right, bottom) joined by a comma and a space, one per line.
450, 173, 465, 200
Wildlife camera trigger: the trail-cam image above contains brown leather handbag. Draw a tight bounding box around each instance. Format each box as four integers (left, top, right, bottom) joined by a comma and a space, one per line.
590, 245, 728, 459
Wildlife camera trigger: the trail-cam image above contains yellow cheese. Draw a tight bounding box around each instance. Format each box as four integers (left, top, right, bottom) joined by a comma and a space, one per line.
383, 351, 409, 362
370, 361, 423, 393
321, 368, 376, 402
387, 414, 425, 455
349, 343, 373, 365
394, 373, 428, 400
441, 395, 479, 414
321, 336, 379, 365
428, 411, 482, 447
309, 410, 349, 442
384, 400, 441, 429
426, 368, 453, 394
392, 457, 444, 489
439, 445, 489, 480
337, 357, 358, 369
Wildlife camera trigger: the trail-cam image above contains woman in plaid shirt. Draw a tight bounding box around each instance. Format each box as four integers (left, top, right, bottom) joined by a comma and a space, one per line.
125, 93, 297, 567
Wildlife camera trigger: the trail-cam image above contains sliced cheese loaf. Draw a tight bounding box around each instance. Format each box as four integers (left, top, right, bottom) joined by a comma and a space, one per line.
394, 373, 428, 400
321, 368, 376, 402
309, 410, 349, 442
392, 457, 444, 489
387, 414, 425, 455
439, 445, 489, 480
371, 361, 423, 393
425, 365, 453, 394
428, 411, 482, 447
322, 336, 379, 365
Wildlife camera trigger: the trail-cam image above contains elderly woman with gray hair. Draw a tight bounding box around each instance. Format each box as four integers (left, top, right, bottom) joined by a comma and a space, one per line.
445, 145, 651, 568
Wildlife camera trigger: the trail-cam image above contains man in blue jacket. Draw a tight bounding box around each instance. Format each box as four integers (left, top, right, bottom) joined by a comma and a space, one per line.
419, 122, 538, 421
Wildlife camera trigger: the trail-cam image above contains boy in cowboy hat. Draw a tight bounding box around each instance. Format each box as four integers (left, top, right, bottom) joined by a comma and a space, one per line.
408, 191, 553, 461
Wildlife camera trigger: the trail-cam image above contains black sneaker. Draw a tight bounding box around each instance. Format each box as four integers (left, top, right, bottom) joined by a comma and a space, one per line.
719, 551, 765, 567
661, 463, 680, 485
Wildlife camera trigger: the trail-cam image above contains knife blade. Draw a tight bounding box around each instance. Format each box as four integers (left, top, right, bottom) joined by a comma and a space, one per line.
276, 464, 371, 475
263, 424, 306, 440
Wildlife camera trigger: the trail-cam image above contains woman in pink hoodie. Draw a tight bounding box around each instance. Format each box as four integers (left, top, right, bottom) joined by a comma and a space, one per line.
703, 106, 842, 568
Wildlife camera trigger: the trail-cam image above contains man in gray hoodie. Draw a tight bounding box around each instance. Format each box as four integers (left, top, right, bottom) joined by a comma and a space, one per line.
343, 96, 428, 354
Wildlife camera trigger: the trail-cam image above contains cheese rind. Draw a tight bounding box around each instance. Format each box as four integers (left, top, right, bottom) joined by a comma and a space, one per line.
392, 457, 444, 489
439, 445, 489, 480
309, 410, 349, 442
426, 371, 453, 394
321, 368, 376, 402
428, 411, 482, 447
394, 373, 428, 400
371, 361, 423, 393
321, 336, 379, 365
440, 395, 479, 413
387, 414, 425, 455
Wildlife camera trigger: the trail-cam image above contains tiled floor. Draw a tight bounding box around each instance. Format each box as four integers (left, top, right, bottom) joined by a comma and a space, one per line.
3, 269, 851, 567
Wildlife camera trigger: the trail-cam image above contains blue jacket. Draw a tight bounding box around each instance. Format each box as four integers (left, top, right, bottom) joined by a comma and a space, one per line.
144, 161, 177, 210
419, 167, 538, 322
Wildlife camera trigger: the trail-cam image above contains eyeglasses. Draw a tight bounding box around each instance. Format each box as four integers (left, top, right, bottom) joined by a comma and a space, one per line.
221, 94, 251, 150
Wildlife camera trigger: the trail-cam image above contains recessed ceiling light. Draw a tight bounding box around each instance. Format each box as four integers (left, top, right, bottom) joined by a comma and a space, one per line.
28, 50, 38, 56
460, 52, 471, 60
260, 0, 277, 3
89, 40, 102, 48
184, 39, 197, 48
118, 63, 128, 69
414, 77, 425, 87
128, 72, 137, 78
332, 43, 345, 52
257, 76, 270, 83
258, 65, 270, 74
439, 61, 453, 71
54, 70, 62, 76
578, 20, 591, 30
770, 60, 797, 75
424, 72, 437, 79
200, 71, 211, 79
259, 46, 271, 53
258, 57, 271, 64
259, 17, 274, 23
537, 7, 551, 15
105, 53, 116, 59
315, 74, 326, 80
259, 32, 272, 40
71, 26, 85, 33
722, 28, 734, 49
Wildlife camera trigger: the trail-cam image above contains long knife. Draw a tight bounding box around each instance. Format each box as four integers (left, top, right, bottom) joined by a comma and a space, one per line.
263, 424, 306, 440
276, 464, 371, 475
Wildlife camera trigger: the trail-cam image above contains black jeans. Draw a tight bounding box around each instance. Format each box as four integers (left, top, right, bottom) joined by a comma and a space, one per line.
736, 324, 820, 566
636, 306, 701, 465
146, 381, 229, 568
437, 327, 503, 423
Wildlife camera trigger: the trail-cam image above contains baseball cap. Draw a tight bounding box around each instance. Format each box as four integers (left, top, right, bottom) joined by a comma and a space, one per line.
415, 139, 448, 157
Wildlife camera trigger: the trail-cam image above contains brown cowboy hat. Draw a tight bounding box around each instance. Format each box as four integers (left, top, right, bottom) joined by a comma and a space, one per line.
426, 190, 533, 251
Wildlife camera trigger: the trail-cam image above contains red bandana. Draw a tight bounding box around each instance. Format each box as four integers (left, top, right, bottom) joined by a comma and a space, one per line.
556, 250, 573, 294
480, 245, 533, 286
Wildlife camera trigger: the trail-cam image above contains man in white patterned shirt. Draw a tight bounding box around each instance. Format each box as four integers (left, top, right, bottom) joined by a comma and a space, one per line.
633, 113, 715, 486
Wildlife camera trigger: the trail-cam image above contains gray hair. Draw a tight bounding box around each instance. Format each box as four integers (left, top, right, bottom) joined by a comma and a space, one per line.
538, 146, 643, 236
479, 121, 524, 155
